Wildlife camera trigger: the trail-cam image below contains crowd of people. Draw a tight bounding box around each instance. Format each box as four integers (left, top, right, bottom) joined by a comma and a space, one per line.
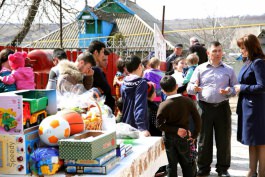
1, 35, 265, 177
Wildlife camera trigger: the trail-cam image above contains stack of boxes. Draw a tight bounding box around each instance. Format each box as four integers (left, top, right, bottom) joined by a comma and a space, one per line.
59, 130, 120, 175
0, 90, 57, 175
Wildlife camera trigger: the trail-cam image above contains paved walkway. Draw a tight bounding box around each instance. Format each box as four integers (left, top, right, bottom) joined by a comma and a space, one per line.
177, 97, 249, 177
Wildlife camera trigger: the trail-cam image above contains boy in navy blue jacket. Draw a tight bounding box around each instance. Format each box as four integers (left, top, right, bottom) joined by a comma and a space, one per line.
121, 55, 151, 137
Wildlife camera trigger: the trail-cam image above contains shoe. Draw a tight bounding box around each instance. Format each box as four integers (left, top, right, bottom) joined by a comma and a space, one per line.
218, 171, 230, 177
197, 171, 210, 177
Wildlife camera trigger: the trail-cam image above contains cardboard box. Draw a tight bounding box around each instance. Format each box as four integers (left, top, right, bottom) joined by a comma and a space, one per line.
0, 126, 40, 174
65, 157, 120, 174
0, 95, 23, 134
64, 149, 116, 167
59, 130, 116, 160
0, 89, 57, 134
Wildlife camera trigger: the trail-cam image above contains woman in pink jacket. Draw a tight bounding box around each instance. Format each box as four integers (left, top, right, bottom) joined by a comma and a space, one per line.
0, 51, 35, 90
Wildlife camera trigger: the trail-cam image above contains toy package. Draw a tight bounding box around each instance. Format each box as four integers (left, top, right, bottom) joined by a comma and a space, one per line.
0, 95, 23, 134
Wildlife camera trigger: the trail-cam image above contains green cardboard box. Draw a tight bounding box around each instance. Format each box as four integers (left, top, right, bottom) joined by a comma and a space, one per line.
58, 130, 116, 160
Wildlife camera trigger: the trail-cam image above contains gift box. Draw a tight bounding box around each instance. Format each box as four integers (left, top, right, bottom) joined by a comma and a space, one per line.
58, 130, 116, 160
0, 126, 40, 174
0, 89, 57, 134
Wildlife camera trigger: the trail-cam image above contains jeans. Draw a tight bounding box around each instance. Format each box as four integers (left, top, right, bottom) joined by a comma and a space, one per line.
163, 133, 193, 177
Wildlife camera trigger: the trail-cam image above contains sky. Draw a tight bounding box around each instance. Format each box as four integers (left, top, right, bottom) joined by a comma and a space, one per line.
87, 0, 265, 20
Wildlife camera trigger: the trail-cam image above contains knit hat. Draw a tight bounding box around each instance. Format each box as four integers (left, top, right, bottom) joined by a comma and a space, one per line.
8, 52, 27, 69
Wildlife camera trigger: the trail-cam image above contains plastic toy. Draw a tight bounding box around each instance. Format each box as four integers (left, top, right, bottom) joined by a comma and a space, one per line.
39, 115, 70, 146
0, 108, 18, 131
23, 96, 48, 128
30, 147, 62, 176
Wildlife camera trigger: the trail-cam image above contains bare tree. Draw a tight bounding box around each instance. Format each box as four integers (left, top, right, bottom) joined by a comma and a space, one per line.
1, 0, 81, 46
8, 0, 42, 46
0, 0, 6, 9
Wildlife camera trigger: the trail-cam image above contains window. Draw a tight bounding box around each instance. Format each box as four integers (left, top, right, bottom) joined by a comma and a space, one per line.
85, 20, 102, 34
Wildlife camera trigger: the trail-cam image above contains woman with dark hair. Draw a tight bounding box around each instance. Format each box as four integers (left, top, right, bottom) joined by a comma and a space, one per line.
0, 48, 16, 92
235, 34, 265, 177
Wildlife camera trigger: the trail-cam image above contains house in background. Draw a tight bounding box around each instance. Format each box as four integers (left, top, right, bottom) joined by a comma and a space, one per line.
26, 0, 181, 55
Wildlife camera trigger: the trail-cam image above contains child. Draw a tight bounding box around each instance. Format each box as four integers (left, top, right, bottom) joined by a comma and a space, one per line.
182, 53, 199, 101
143, 57, 164, 102
183, 53, 199, 85
0, 51, 35, 90
156, 75, 201, 177
115, 97, 123, 123
113, 58, 128, 100
171, 57, 186, 87
147, 82, 162, 136
0, 49, 16, 92
121, 55, 150, 137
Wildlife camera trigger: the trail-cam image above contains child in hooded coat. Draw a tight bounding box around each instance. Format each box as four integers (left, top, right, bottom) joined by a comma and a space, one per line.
0, 51, 35, 90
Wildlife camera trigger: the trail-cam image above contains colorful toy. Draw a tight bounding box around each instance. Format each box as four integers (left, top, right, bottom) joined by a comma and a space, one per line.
39, 115, 70, 146
23, 96, 48, 128
30, 147, 62, 176
0, 108, 18, 131
58, 109, 85, 135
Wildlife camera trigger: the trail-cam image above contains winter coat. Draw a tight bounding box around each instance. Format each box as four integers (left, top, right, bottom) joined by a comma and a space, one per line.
2, 67, 34, 90
57, 60, 85, 93
121, 75, 148, 131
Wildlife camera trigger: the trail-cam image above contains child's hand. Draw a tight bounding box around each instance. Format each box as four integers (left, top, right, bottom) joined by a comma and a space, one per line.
177, 128, 188, 138
0, 76, 3, 81
140, 130, 151, 137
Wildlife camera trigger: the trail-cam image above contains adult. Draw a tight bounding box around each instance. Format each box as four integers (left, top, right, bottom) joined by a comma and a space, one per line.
57, 52, 96, 94
121, 55, 150, 137
0, 48, 16, 92
46, 48, 67, 89
189, 37, 208, 65
187, 41, 238, 177
88, 40, 115, 113
166, 43, 183, 73
235, 34, 265, 177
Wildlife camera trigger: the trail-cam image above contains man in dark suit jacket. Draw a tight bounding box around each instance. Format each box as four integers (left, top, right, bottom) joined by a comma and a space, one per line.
189, 37, 208, 65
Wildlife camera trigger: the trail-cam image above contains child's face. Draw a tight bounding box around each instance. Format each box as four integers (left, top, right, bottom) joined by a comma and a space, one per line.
176, 59, 186, 71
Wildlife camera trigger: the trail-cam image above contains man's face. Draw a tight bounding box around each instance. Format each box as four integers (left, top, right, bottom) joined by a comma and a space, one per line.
77, 60, 92, 74
98, 55, 108, 69
93, 48, 105, 65
207, 45, 223, 63
174, 47, 183, 56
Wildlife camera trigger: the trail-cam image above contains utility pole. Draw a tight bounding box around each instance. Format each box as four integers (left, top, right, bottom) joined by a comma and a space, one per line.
60, 0, 63, 48
162, 5, 165, 36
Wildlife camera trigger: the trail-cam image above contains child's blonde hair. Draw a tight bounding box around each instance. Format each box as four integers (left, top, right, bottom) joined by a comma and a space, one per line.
149, 57, 160, 69
186, 53, 199, 66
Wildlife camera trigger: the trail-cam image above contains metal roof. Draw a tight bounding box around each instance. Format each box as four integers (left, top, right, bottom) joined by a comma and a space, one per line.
26, 0, 181, 50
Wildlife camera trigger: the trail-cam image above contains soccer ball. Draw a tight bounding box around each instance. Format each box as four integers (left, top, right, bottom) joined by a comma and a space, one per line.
39, 115, 70, 146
